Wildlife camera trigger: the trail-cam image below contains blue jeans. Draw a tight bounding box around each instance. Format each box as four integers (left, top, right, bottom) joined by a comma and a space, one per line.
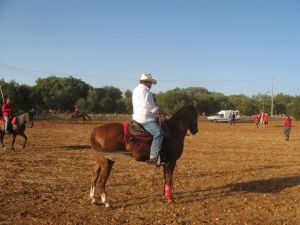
142, 120, 164, 158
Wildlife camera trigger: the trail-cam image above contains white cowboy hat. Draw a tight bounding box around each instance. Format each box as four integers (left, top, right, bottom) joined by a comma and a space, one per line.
140, 73, 157, 84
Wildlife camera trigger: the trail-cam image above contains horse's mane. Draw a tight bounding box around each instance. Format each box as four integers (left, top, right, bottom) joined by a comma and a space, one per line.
166, 105, 197, 125
14, 111, 31, 117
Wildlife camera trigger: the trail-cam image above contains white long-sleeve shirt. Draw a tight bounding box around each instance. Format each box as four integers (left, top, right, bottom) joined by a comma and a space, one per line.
132, 84, 159, 123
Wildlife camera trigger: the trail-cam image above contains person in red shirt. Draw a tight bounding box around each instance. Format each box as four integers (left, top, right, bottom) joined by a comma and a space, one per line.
283, 114, 292, 141
254, 114, 259, 128
1, 97, 14, 134
74, 104, 79, 118
263, 113, 269, 128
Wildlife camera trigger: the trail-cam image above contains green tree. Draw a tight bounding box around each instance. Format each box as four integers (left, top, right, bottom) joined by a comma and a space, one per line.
14, 84, 34, 111
91, 86, 123, 113
35, 76, 91, 110
274, 93, 293, 115
228, 94, 259, 115
156, 88, 190, 114
288, 96, 300, 119
119, 89, 132, 114
77, 98, 89, 113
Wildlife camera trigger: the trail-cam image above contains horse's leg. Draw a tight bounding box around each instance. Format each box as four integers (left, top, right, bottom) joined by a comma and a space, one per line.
98, 157, 114, 207
0, 132, 5, 149
163, 161, 176, 203
11, 134, 16, 151
90, 159, 102, 204
90, 154, 114, 207
20, 133, 27, 149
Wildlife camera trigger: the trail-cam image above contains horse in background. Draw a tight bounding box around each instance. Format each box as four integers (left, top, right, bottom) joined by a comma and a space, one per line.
89, 105, 199, 207
259, 112, 265, 128
0, 112, 33, 150
66, 112, 91, 124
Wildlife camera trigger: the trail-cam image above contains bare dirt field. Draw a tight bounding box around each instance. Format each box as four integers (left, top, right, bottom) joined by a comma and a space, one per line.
0, 119, 300, 225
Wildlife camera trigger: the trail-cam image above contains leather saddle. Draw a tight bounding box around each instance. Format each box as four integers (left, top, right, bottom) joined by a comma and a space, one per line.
123, 120, 152, 145
123, 120, 168, 165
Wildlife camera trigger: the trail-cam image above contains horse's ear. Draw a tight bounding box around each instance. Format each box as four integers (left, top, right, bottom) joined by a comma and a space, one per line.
192, 101, 197, 107
191, 101, 199, 118
192, 101, 198, 109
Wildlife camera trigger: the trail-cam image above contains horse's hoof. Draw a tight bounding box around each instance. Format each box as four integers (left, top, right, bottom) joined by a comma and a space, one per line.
104, 203, 111, 208
91, 199, 96, 204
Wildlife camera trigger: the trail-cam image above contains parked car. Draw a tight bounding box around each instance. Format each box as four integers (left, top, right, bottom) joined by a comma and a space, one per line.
207, 110, 240, 122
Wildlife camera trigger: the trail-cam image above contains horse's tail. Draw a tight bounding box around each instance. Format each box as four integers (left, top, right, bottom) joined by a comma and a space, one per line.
90, 128, 102, 151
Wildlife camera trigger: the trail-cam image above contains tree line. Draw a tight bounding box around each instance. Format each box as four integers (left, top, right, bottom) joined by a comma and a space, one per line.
1, 76, 300, 118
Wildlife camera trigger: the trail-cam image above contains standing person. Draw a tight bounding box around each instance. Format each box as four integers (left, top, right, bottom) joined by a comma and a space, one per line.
30, 106, 37, 119
254, 114, 260, 128
132, 73, 164, 166
283, 114, 292, 141
1, 97, 14, 134
74, 104, 79, 118
231, 112, 236, 125
228, 113, 233, 125
264, 113, 269, 128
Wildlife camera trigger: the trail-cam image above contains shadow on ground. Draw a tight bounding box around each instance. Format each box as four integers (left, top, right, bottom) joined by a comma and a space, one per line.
224, 175, 300, 193
61, 145, 91, 150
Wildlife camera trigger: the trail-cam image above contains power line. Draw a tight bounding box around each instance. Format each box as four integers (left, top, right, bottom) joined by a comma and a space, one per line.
0, 61, 284, 86
159, 78, 273, 83
0, 64, 274, 83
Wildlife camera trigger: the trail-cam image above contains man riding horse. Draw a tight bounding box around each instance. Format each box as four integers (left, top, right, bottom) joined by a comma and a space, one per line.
1, 97, 14, 134
74, 104, 79, 119
132, 73, 165, 166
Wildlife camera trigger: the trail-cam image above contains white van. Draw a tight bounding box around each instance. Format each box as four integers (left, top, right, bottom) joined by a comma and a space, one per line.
207, 110, 240, 122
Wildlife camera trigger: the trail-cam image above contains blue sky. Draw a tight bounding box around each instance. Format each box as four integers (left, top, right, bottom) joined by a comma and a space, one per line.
0, 0, 299, 96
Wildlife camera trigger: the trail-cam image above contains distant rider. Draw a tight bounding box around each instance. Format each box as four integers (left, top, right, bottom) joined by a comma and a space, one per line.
74, 104, 79, 118
2, 98, 14, 134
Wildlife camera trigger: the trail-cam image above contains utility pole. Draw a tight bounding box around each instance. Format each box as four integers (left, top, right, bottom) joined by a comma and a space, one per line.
271, 77, 274, 117
263, 91, 270, 111
0, 83, 4, 103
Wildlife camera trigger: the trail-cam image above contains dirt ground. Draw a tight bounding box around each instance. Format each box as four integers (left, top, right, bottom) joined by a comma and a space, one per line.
0, 119, 300, 225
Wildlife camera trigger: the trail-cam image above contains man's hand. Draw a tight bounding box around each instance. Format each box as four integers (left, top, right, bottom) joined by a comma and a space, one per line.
157, 109, 167, 122
156, 108, 164, 115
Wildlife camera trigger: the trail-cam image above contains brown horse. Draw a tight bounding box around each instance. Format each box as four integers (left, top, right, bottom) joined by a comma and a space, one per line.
67, 112, 91, 124
0, 112, 33, 150
89, 105, 199, 207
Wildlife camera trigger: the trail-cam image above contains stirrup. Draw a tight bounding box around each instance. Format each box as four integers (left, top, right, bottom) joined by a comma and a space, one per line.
146, 157, 157, 165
